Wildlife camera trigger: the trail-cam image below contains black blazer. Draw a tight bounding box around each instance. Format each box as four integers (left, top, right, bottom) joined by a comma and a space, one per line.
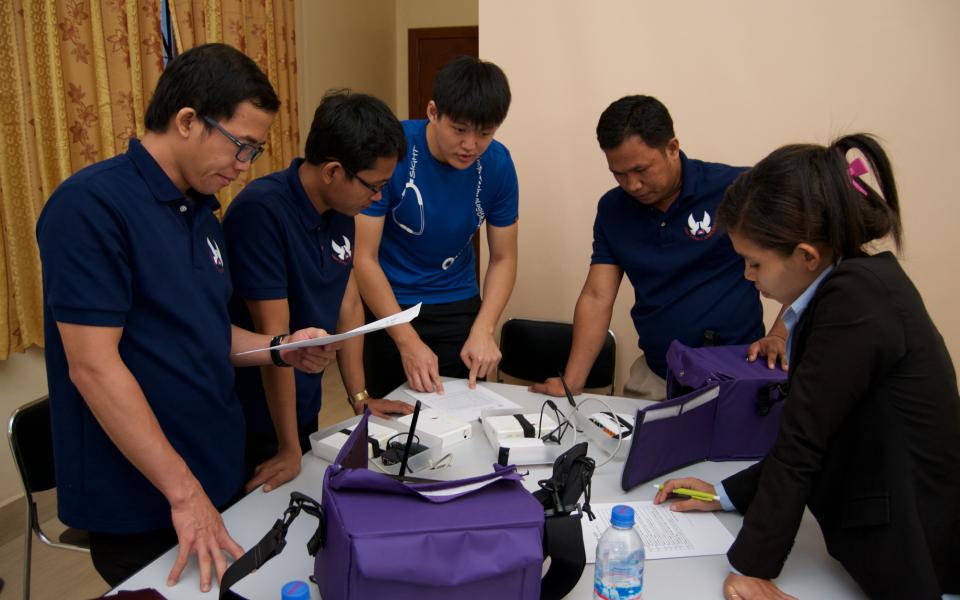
722, 253, 960, 599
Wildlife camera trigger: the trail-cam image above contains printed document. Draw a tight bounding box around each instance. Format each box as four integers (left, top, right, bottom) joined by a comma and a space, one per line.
405, 380, 521, 422
235, 303, 421, 356
583, 501, 734, 561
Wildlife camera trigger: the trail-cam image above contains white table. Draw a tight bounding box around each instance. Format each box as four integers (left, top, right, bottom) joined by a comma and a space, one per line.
115, 382, 865, 599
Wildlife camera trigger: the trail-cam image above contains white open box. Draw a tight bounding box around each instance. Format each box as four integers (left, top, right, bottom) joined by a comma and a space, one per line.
570, 405, 634, 460
479, 407, 577, 465
309, 415, 445, 474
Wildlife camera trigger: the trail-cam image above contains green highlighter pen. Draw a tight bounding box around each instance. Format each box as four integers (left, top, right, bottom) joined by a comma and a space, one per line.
653, 484, 719, 502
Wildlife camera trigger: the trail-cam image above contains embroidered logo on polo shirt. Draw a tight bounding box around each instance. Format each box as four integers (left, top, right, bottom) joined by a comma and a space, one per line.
685, 211, 716, 240
331, 235, 352, 264
206, 237, 225, 272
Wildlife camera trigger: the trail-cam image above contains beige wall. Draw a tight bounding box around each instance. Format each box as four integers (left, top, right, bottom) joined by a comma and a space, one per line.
0, 347, 48, 506
393, 0, 479, 119
296, 0, 397, 147
295, 0, 478, 142
480, 0, 960, 390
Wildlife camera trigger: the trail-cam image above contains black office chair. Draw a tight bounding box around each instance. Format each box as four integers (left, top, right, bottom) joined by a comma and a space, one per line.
8, 396, 90, 600
497, 318, 617, 394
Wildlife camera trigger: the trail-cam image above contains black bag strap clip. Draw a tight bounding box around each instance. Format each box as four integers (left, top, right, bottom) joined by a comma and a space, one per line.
218, 492, 324, 600
533, 441, 597, 600
757, 382, 788, 416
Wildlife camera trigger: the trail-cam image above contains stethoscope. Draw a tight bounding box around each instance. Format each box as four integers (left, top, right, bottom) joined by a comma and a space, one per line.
391, 143, 484, 270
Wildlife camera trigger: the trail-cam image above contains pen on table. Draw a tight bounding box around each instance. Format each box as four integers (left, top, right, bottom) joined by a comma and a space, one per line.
653, 484, 719, 502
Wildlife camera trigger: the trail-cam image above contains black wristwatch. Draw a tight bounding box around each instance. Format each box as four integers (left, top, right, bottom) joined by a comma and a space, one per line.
270, 334, 292, 367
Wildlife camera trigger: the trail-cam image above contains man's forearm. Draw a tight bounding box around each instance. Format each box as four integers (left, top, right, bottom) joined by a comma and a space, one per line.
354, 257, 419, 347
259, 365, 301, 453
230, 325, 278, 367
472, 253, 517, 335
337, 293, 367, 397
563, 293, 615, 390
70, 358, 202, 506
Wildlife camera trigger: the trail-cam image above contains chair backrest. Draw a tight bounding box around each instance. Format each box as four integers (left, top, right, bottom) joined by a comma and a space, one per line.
498, 318, 616, 390
7, 396, 57, 495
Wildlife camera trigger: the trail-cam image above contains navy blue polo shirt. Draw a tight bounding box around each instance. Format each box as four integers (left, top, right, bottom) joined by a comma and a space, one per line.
592, 152, 763, 378
36, 138, 244, 533
224, 159, 354, 433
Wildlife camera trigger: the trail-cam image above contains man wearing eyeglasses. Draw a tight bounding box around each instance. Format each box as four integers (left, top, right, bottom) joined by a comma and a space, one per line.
355, 56, 519, 397
223, 91, 415, 495
36, 44, 336, 592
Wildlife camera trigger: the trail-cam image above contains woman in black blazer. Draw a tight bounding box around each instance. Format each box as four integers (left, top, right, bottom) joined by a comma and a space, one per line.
655, 134, 960, 600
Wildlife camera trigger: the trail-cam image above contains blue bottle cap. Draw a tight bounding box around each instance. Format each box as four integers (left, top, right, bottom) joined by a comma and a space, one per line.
281, 579, 310, 600
610, 504, 635, 528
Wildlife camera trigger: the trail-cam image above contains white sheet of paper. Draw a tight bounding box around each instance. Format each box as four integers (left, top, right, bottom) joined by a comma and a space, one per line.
235, 303, 422, 355
405, 380, 522, 422
583, 501, 734, 562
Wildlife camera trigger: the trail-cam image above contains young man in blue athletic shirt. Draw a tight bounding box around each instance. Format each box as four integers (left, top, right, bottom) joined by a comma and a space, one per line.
224, 91, 414, 494
532, 95, 787, 401
36, 44, 334, 591
355, 56, 519, 397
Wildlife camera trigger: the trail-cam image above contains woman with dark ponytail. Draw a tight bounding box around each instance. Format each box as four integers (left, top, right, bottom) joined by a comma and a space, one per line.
654, 134, 960, 599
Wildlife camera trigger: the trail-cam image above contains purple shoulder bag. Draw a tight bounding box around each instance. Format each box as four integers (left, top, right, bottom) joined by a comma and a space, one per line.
621, 341, 787, 491
219, 411, 548, 599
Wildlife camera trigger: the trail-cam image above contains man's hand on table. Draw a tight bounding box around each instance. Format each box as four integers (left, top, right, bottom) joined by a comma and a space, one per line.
166, 484, 243, 592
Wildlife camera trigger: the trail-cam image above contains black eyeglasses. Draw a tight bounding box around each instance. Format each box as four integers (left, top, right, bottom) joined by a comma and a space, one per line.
202, 115, 266, 163
328, 160, 387, 194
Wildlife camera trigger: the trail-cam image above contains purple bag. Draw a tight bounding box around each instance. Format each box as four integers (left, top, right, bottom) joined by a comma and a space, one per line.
315, 413, 545, 599
218, 411, 597, 600
621, 341, 786, 491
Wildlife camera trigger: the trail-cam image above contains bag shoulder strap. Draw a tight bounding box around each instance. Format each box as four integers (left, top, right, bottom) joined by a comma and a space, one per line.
218, 492, 324, 600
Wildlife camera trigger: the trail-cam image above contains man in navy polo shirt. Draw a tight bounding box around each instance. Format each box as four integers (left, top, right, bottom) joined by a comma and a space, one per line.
533, 95, 786, 401
355, 56, 519, 397
36, 44, 334, 591
224, 91, 414, 494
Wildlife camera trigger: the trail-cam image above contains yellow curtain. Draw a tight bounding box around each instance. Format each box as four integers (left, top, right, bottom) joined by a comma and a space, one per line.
0, 0, 164, 358
0, 0, 298, 359
170, 0, 300, 209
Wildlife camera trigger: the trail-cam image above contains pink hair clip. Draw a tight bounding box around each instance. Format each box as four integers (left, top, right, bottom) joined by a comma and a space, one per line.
848, 157, 869, 196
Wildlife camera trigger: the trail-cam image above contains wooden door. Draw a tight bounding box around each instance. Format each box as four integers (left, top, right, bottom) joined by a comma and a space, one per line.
408, 26, 479, 119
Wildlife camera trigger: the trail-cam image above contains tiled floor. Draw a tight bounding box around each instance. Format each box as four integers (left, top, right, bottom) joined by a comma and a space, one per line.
0, 366, 350, 599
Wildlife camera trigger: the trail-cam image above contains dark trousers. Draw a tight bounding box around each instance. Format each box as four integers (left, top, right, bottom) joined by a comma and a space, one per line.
244, 418, 318, 479
89, 528, 179, 586
363, 296, 481, 398
89, 488, 246, 587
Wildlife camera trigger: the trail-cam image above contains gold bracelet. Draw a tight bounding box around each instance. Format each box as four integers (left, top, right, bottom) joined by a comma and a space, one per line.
347, 389, 370, 411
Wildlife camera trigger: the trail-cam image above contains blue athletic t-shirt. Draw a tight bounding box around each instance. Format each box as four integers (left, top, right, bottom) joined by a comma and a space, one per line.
224, 159, 354, 432
362, 119, 519, 305
592, 152, 763, 378
36, 138, 244, 533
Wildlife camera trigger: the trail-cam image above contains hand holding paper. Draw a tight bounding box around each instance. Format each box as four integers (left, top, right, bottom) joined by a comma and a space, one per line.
236, 304, 422, 356
278, 328, 340, 373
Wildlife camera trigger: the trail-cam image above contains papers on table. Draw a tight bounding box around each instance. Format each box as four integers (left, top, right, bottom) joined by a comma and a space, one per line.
583, 501, 734, 562
405, 379, 521, 422
235, 303, 421, 356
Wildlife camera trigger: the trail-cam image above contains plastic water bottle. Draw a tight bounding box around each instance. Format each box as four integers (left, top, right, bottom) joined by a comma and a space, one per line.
281, 579, 310, 600
594, 504, 644, 600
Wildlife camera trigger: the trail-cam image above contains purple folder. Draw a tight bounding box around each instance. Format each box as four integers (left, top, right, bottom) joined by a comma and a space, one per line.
621, 341, 787, 491
315, 411, 545, 599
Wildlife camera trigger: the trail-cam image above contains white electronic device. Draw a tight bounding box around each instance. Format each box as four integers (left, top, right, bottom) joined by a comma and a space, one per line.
397, 409, 472, 450
586, 412, 635, 439
480, 408, 575, 466
482, 413, 558, 441
313, 421, 397, 458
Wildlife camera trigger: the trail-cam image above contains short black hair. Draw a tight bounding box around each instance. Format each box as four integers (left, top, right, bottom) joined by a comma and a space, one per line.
596, 95, 675, 150
432, 56, 511, 128
304, 90, 406, 174
144, 43, 279, 132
